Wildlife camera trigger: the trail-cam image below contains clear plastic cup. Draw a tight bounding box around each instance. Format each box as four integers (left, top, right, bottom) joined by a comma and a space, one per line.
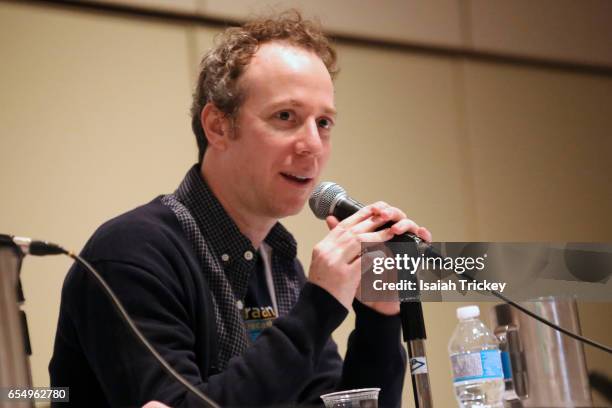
320, 388, 380, 408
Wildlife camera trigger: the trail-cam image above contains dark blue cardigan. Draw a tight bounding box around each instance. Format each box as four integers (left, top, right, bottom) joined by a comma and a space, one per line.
49, 197, 406, 407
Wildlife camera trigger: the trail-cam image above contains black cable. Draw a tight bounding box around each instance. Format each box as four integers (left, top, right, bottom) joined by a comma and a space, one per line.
24, 239, 220, 408
460, 272, 612, 355
416, 244, 612, 355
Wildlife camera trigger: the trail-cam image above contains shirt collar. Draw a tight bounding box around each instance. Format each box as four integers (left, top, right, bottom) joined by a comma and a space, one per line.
174, 164, 297, 263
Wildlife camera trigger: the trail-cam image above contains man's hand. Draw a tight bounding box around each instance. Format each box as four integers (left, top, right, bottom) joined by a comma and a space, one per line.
308, 201, 431, 313
142, 401, 171, 408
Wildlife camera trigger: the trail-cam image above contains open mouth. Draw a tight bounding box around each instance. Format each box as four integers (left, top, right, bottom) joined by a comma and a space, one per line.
280, 172, 313, 186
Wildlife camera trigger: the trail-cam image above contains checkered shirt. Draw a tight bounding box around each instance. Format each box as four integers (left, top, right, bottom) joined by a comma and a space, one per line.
161, 165, 302, 371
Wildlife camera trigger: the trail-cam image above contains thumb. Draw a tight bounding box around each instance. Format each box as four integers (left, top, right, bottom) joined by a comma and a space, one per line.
325, 215, 340, 230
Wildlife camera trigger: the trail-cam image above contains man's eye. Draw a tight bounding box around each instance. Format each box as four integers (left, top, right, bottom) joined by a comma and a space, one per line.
277, 111, 293, 121
317, 118, 333, 129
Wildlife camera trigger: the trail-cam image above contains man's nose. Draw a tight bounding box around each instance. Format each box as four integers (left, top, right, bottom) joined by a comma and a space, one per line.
295, 119, 324, 156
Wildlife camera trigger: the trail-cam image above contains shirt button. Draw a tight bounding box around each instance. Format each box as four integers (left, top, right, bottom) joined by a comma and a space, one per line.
236, 300, 244, 310
244, 250, 254, 261
221, 254, 230, 262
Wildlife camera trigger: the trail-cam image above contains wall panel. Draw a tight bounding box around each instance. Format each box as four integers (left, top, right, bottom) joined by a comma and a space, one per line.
463, 61, 612, 241
464, 60, 612, 407
468, 0, 612, 67
0, 1, 194, 388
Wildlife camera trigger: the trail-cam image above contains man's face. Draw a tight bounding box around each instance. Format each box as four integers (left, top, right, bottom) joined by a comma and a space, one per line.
223, 42, 335, 219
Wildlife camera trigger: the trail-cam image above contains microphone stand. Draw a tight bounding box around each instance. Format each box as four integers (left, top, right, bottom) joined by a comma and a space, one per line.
400, 293, 433, 408
393, 236, 434, 408
311, 187, 436, 407
0, 236, 34, 398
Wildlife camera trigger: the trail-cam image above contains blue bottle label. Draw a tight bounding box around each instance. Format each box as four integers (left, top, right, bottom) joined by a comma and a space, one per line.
501, 351, 513, 380
451, 350, 504, 384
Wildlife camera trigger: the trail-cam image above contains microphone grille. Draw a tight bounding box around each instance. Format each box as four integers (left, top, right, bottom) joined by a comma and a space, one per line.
309, 182, 346, 219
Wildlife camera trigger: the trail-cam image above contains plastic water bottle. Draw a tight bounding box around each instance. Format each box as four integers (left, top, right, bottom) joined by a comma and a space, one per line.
448, 305, 504, 408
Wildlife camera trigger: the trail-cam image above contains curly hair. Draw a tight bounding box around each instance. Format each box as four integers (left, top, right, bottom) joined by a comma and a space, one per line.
190, 10, 338, 163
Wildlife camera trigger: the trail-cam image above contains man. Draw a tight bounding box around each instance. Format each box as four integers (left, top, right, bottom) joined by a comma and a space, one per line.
49, 11, 431, 407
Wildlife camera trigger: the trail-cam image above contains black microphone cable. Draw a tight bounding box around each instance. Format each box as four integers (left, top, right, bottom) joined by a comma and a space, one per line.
411, 242, 612, 354
2, 234, 220, 408
458, 271, 612, 355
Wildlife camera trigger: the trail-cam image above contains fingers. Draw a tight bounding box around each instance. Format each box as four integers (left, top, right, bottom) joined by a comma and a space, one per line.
326, 200, 433, 245
318, 227, 362, 265
335, 202, 401, 236
417, 226, 433, 242
388, 218, 419, 236
358, 222, 432, 246
336, 201, 391, 229
371, 205, 406, 221
325, 215, 339, 230
358, 228, 395, 243
350, 206, 401, 234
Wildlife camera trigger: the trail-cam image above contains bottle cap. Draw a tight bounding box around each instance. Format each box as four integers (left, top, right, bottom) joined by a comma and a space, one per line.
457, 305, 480, 320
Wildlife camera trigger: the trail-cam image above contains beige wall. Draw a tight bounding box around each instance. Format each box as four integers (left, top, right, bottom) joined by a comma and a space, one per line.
0, 0, 196, 398
1, 2, 611, 407
90, 0, 612, 66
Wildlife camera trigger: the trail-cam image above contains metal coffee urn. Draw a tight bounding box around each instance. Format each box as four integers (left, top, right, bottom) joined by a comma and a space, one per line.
491, 297, 593, 407
0, 238, 33, 408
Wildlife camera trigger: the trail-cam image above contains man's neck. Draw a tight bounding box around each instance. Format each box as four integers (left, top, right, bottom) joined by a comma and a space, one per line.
200, 162, 275, 249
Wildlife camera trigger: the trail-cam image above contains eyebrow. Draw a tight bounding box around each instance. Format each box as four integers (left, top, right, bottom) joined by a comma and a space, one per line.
271, 99, 337, 117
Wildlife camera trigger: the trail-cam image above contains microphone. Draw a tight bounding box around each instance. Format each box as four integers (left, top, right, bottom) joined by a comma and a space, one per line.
0, 234, 66, 256
309, 182, 438, 258
308, 181, 434, 408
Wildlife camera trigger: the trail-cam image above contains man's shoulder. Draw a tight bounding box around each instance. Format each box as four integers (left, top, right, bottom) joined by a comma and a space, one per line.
82, 196, 188, 263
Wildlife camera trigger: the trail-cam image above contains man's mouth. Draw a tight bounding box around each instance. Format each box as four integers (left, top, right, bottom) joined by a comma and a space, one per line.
280, 172, 313, 185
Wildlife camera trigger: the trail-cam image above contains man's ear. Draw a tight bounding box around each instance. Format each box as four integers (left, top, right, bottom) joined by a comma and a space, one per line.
201, 102, 231, 151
